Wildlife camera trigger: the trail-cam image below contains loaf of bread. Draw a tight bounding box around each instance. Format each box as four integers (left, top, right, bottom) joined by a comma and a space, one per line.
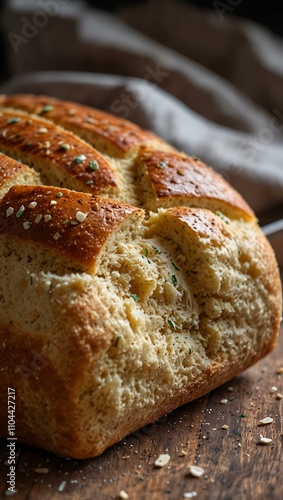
0, 94, 281, 459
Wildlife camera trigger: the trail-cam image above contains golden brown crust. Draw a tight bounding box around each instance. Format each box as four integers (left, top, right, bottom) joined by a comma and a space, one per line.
167, 206, 230, 245
0, 153, 25, 183
0, 94, 167, 157
138, 149, 255, 219
0, 108, 119, 195
0, 185, 143, 273
0, 152, 36, 187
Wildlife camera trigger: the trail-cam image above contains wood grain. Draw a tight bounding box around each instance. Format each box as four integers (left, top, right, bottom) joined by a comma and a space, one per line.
1, 325, 282, 500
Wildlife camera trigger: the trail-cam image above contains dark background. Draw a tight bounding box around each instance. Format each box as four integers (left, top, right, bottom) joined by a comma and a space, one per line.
86, 0, 283, 36
0, 0, 282, 84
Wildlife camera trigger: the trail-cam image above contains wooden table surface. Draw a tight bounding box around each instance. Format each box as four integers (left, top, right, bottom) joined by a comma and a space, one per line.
1, 293, 282, 499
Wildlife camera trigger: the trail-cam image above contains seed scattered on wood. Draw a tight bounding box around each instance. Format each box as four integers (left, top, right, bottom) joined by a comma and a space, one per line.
259, 435, 272, 445
118, 490, 129, 499
155, 454, 171, 467
179, 449, 187, 456
58, 481, 67, 492
188, 465, 204, 478
34, 467, 49, 474
258, 417, 273, 425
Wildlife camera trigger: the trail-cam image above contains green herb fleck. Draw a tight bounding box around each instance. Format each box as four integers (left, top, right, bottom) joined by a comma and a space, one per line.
143, 247, 151, 263
74, 154, 87, 164
16, 205, 25, 218
172, 274, 178, 287
158, 161, 167, 168
63, 219, 69, 225
114, 335, 122, 347
216, 211, 230, 224
152, 245, 161, 254
171, 261, 180, 271
41, 105, 54, 113
89, 160, 99, 171
130, 293, 140, 302
168, 318, 176, 329
56, 192, 63, 198
189, 348, 192, 354
240, 413, 247, 418
86, 180, 94, 185
7, 117, 20, 125
30, 276, 33, 285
